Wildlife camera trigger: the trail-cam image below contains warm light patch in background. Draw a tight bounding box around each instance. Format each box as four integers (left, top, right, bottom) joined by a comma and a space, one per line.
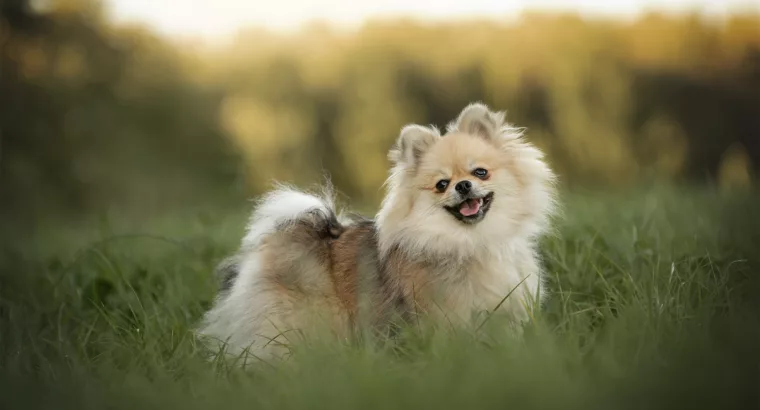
106, 0, 758, 40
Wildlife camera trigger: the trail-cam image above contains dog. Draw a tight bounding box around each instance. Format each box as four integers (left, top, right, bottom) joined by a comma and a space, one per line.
197, 103, 557, 362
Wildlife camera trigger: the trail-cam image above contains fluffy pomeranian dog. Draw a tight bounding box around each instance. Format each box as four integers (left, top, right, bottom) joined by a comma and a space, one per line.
197, 103, 556, 361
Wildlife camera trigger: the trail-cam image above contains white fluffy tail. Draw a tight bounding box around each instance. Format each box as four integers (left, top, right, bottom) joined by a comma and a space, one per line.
242, 185, 337, 248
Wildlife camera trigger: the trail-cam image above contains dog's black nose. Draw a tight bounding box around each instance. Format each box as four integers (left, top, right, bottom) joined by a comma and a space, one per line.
455, 180, 472, 195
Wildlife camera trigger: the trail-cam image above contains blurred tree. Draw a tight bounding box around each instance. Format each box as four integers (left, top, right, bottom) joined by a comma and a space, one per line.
2, 6, 758, 225
1, 0, 241, 225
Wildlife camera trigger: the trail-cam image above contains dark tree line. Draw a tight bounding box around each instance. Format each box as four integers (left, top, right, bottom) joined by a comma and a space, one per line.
1, 2, 758, 225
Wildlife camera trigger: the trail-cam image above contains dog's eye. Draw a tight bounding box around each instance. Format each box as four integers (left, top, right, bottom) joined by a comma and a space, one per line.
473, 168, 488, 179
435, 180, 450, 192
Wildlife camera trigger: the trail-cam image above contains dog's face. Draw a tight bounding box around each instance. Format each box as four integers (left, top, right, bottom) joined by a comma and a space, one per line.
377, 103, 555, 258
414, 132, 503, 226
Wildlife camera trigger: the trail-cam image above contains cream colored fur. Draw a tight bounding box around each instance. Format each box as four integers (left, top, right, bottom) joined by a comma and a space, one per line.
376, 102, 556, 325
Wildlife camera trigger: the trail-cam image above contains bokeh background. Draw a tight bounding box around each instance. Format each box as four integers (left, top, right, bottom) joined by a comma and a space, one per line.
1, 0, 758, 233
2, 2, 760, 407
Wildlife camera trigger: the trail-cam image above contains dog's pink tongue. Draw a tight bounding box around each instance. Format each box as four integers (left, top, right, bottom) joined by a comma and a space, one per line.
459, 199, 481, 216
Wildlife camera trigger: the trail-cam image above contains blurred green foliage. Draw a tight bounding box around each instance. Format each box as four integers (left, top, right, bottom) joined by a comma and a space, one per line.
1, 0, 759, 223
1, 0, 243, 224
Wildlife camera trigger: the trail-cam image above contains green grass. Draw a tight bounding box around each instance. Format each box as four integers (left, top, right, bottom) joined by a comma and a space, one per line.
1, 184, 759, 410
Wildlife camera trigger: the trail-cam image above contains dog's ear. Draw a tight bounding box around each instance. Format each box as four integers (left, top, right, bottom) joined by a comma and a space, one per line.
448, 102, 508, 141
388, 124, 440, 168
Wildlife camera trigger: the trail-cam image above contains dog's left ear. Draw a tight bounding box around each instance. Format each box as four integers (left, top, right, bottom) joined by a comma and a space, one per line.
388, 124, 440, 169
449, 102, 507, 141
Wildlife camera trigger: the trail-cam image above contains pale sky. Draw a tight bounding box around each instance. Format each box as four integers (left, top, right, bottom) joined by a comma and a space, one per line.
106, 0, 758, 40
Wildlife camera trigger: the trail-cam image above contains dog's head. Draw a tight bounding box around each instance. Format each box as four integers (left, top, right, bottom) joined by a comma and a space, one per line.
377, 103, 556, 259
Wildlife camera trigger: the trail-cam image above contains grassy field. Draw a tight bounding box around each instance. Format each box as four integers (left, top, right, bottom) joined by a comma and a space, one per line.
1, 184, 758, 410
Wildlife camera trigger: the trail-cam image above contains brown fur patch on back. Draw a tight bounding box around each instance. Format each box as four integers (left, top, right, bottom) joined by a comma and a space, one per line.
327, 223, 375, 324
258, 229, 331, 295
256, 220, 385, 330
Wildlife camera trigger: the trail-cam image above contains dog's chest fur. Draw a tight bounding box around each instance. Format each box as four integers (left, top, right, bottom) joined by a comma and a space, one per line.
381, 242, 541, 326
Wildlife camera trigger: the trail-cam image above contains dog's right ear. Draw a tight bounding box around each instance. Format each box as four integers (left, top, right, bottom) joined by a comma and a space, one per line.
449, 102, 505, 141
388, 124, 440, 168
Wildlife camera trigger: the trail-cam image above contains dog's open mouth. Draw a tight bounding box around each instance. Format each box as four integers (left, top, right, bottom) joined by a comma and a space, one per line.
444, 192, 494, 224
